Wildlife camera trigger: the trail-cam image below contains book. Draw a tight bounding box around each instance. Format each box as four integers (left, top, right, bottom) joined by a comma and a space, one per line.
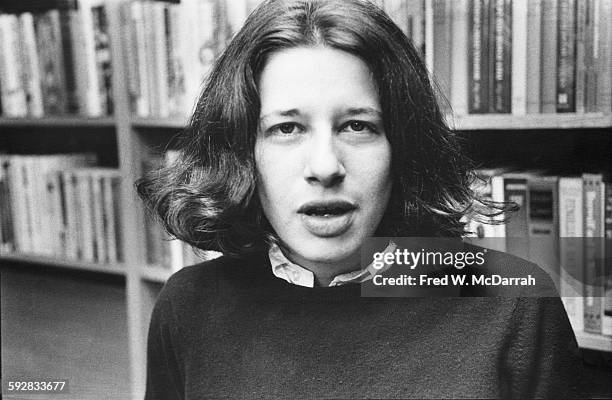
34, 10, 68, 115
511, 0, 527, 115
527, 176, 560, 290
0, 14, 28, 117
583, 173, 604, 333
556, 0, 577, 112
558, 177, 584, 332
489, 0, 512, 113
91, 1, 113, 115
596, 0, 612, 112
574, 0, 588, 114
603, 184, 612, 336
525, 0, 542, 113
450, 0, 469, 116
432, 0, 452, 112
503, 173, 531, 260
540, 0, 558, 113
468, 0, 490, 113
18, 12, 44, 117
72, 0, 103, 116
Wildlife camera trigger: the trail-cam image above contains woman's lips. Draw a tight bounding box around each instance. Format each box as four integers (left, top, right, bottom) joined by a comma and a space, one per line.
297, 201, 357, 237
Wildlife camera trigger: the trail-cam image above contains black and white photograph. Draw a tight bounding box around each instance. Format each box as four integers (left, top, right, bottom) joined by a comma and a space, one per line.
1, 0, 611, 398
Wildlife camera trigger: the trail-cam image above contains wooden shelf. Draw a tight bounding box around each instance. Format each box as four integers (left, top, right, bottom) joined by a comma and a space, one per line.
139, 265, 174, 283
451, 113, 612, 131
131, 116, 188, 129
0, 252, 126, 276
576, 331, 612, 352
0, 116, 116, 128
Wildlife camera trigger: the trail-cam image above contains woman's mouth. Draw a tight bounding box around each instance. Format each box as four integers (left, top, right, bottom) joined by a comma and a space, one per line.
297, 201, 357, 237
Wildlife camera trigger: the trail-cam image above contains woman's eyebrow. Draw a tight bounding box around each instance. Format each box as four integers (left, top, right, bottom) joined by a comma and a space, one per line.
259, 109, 301, 122
341, 107, 382, 117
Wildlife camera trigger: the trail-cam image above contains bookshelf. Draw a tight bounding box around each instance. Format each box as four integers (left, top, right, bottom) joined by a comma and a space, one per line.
0, 0, 611, 399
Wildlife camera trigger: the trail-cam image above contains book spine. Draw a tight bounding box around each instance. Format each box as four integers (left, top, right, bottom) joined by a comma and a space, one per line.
468, 0, 490, 113
527, 177, 560, 290
504, 177, 529, 260
74, 0, 103, 116
583, 174, 604, 333
34, 11, 68, 115
102, 175, 118, 264
58, 8, 79, 114
596, 0, 611, 112
77, 172, 95, 262
541, 0, 558, 113
574, 0, 587, 113
511, 0, 527, 115
18, 13, 44, 117
583, 0, 597, 112
526, 0, 542, 113
91, 4, 113, 115
490, 0, 512, 113
451, 0, 468, 116
0, 14, 28, 117
558, 177, 584, 332
153, 2, 169, 118
432, 0, 452, 113
602, 184, 612, 335
0, 156, 14, 252
129, 2, 150, 117
91, 172, 106, 263
556, 0, 577, 112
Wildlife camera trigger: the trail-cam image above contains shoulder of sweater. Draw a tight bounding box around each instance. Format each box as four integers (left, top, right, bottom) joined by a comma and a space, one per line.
157, 253, 271, 305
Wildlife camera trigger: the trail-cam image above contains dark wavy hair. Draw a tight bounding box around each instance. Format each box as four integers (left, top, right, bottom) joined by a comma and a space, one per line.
136, 0, 496, 257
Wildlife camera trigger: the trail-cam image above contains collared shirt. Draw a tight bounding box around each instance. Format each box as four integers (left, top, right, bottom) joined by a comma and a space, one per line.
268, 242, 396, 288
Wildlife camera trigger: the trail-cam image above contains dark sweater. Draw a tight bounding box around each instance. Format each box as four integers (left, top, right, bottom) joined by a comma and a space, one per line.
145, 249, 584, 399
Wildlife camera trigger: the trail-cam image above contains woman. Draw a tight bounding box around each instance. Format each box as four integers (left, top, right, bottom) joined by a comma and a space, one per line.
137, 0, 583, 398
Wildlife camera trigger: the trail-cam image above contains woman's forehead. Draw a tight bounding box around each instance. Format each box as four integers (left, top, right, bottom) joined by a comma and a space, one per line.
258, 46, 381, 116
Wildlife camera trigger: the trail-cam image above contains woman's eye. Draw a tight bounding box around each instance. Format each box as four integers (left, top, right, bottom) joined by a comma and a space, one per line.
342, 121, 376, 134
269, 123, 301, 135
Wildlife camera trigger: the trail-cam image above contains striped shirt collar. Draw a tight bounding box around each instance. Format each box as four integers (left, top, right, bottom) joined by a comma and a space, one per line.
269, 241, 396, 288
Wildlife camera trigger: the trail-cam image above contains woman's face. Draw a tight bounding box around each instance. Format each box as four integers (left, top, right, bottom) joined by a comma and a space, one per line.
255, 46, 392, 270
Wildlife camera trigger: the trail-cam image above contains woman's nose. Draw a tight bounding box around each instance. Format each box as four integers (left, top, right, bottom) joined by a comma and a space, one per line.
303, 131, 346, 187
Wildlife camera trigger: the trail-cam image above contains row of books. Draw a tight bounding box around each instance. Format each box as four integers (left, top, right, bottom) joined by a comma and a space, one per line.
0, 0, 112, 118
0, 154, 122, 265
141, 150, 217, 270
466, 170, 612, 338
437, 0, 612, 115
